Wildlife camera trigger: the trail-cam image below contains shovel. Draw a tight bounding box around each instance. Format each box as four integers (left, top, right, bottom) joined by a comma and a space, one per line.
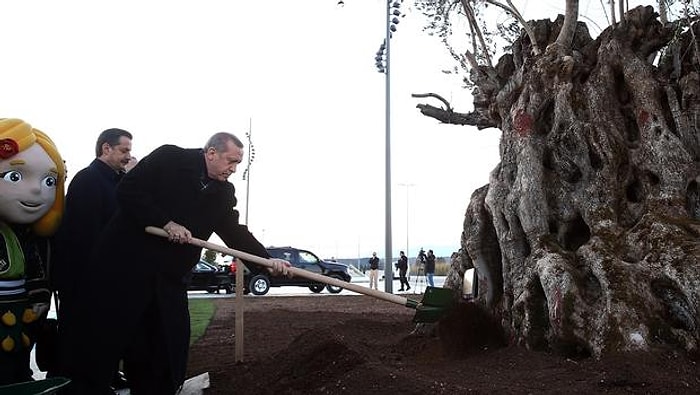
145, 227, 454, 323
0, 377, 70, 395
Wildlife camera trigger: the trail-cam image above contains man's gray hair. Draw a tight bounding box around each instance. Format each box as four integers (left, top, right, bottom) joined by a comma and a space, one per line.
204, 132, 244, 152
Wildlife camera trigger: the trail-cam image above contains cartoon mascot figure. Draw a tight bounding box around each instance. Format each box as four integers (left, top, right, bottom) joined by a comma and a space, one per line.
0, 118, 65, 385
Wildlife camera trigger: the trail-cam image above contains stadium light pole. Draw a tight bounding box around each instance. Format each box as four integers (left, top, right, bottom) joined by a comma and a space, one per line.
374, 1, 403, 293
242, 118, 255, 225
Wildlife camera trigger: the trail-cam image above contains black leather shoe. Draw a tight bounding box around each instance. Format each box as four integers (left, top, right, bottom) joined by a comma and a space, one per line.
111, 371, 129, 390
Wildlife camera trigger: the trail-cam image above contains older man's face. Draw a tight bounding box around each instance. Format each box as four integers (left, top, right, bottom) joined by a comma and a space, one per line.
206, 140, 243, 181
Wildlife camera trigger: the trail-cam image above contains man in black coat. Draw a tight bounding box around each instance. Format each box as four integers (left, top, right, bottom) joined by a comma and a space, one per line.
51, 128, 133, 384
63, 132, 289, 395
396, 251, 410, 292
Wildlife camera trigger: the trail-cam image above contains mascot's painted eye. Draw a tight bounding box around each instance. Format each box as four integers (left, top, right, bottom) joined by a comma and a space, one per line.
0, 170, 22, 183
43, 175, 57, 188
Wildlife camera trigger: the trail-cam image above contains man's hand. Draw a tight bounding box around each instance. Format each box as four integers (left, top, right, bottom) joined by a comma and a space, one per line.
267, 258, 292, 277
163, 221, 192, 244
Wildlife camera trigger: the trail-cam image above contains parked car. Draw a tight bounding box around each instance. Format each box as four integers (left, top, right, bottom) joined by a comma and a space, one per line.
187, 260, 234, 294
232, 246, 352, 295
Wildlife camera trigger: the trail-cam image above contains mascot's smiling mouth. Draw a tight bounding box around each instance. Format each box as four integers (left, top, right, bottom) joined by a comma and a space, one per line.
20, 201, 42, 209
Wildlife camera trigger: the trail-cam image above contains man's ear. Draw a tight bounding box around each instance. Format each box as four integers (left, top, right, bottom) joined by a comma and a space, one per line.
100, 142, 111, 157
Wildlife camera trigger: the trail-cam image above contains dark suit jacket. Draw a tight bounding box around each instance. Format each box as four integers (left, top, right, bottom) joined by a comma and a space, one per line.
77, 144, 269, 389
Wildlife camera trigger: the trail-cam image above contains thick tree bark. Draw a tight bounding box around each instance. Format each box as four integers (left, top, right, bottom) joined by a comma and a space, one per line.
437, 6, 700, 357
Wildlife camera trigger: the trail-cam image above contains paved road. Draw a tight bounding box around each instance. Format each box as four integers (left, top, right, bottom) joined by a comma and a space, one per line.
186, 275, 446, 299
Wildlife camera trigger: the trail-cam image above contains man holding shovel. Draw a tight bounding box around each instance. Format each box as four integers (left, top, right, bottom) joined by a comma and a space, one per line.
62, 132, 289, 395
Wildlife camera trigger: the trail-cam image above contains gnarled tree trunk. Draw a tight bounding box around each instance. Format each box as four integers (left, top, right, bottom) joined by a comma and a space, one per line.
429, 6, 699, 357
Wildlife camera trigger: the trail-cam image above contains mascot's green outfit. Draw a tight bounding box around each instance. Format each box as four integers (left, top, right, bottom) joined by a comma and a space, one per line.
0, 119, 66, 386
0, 223, 51, 384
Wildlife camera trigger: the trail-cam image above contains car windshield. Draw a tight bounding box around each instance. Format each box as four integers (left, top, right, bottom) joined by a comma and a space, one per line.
298, 251, 318, 264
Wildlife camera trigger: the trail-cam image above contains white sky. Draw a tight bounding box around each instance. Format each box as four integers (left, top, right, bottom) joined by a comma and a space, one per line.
1, 0, 656, 260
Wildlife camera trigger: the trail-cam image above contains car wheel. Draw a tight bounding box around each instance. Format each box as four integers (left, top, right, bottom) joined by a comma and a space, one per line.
309, 284, 324, 293
225, 284, 234, 294
249, 275, 270, 296
326, 274, 345, 294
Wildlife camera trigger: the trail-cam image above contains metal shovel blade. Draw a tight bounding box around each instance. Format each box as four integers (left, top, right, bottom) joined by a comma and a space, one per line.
0, 377, 70, 395
407, 286, 456, 323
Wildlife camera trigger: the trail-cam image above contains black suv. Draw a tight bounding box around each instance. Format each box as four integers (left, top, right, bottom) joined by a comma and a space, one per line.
235, 246, 352, 295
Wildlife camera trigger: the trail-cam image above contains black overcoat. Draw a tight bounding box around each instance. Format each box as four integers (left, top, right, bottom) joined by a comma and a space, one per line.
70, 145, 269, 393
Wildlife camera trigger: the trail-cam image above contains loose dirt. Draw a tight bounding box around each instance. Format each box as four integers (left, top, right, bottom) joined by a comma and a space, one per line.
186, 294, 699, 394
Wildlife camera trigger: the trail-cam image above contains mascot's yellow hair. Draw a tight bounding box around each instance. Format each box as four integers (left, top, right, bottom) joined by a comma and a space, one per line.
0, 118, 66, 236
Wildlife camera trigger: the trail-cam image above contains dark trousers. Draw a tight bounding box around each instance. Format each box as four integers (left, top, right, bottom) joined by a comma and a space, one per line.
62, 271, 189, 395
399, 269, 409, 289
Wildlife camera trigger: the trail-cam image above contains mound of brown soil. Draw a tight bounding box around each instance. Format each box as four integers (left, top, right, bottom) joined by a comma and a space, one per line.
187, 295, 699, 394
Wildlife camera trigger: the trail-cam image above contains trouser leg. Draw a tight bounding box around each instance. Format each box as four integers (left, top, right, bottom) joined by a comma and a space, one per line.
124, 301, 177, 395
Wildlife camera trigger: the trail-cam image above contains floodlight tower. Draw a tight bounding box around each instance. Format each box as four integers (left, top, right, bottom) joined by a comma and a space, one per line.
374, 0, 403, 293
242, 118, 255, 225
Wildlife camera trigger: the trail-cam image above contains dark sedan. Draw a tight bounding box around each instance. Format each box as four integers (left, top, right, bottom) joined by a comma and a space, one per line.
187, 260, 234, 294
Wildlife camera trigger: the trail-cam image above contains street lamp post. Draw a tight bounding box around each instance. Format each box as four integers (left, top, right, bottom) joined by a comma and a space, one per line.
383, 0, 393, 293
375, 0, 403, 293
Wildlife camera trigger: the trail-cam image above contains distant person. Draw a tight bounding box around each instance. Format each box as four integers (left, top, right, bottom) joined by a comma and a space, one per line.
417, 247, 427, 276
425, 249, 436, 287
368, 252, 380, 290
417, 247, 426, 266
61, 132, 291, 394
51, 128, 133, 388
397, 251, 410, 292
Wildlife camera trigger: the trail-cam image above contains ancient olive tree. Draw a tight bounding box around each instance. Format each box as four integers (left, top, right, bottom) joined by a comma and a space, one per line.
417, 0, 700, 357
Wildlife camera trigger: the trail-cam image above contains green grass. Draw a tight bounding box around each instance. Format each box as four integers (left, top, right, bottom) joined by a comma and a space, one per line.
188, 298, 216, 345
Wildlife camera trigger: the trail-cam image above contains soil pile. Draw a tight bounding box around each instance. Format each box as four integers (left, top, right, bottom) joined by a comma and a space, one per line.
187, 295, 699, 394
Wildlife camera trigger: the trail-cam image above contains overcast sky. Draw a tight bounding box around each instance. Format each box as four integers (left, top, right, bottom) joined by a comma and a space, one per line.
1, 0, 654, 260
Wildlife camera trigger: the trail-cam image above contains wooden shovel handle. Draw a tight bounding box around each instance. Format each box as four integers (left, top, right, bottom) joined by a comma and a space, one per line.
145, 226, 410, 307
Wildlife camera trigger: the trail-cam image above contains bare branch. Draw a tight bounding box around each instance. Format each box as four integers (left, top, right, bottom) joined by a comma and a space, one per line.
554, 0, 580, 50
461, 0, 493, 67
619, 0, 625, 22
682, 0, 700, 69
484, 0, 541, 55
411, 92, 453, 112
610, 0, 617, 25
658, 0, 668, 24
